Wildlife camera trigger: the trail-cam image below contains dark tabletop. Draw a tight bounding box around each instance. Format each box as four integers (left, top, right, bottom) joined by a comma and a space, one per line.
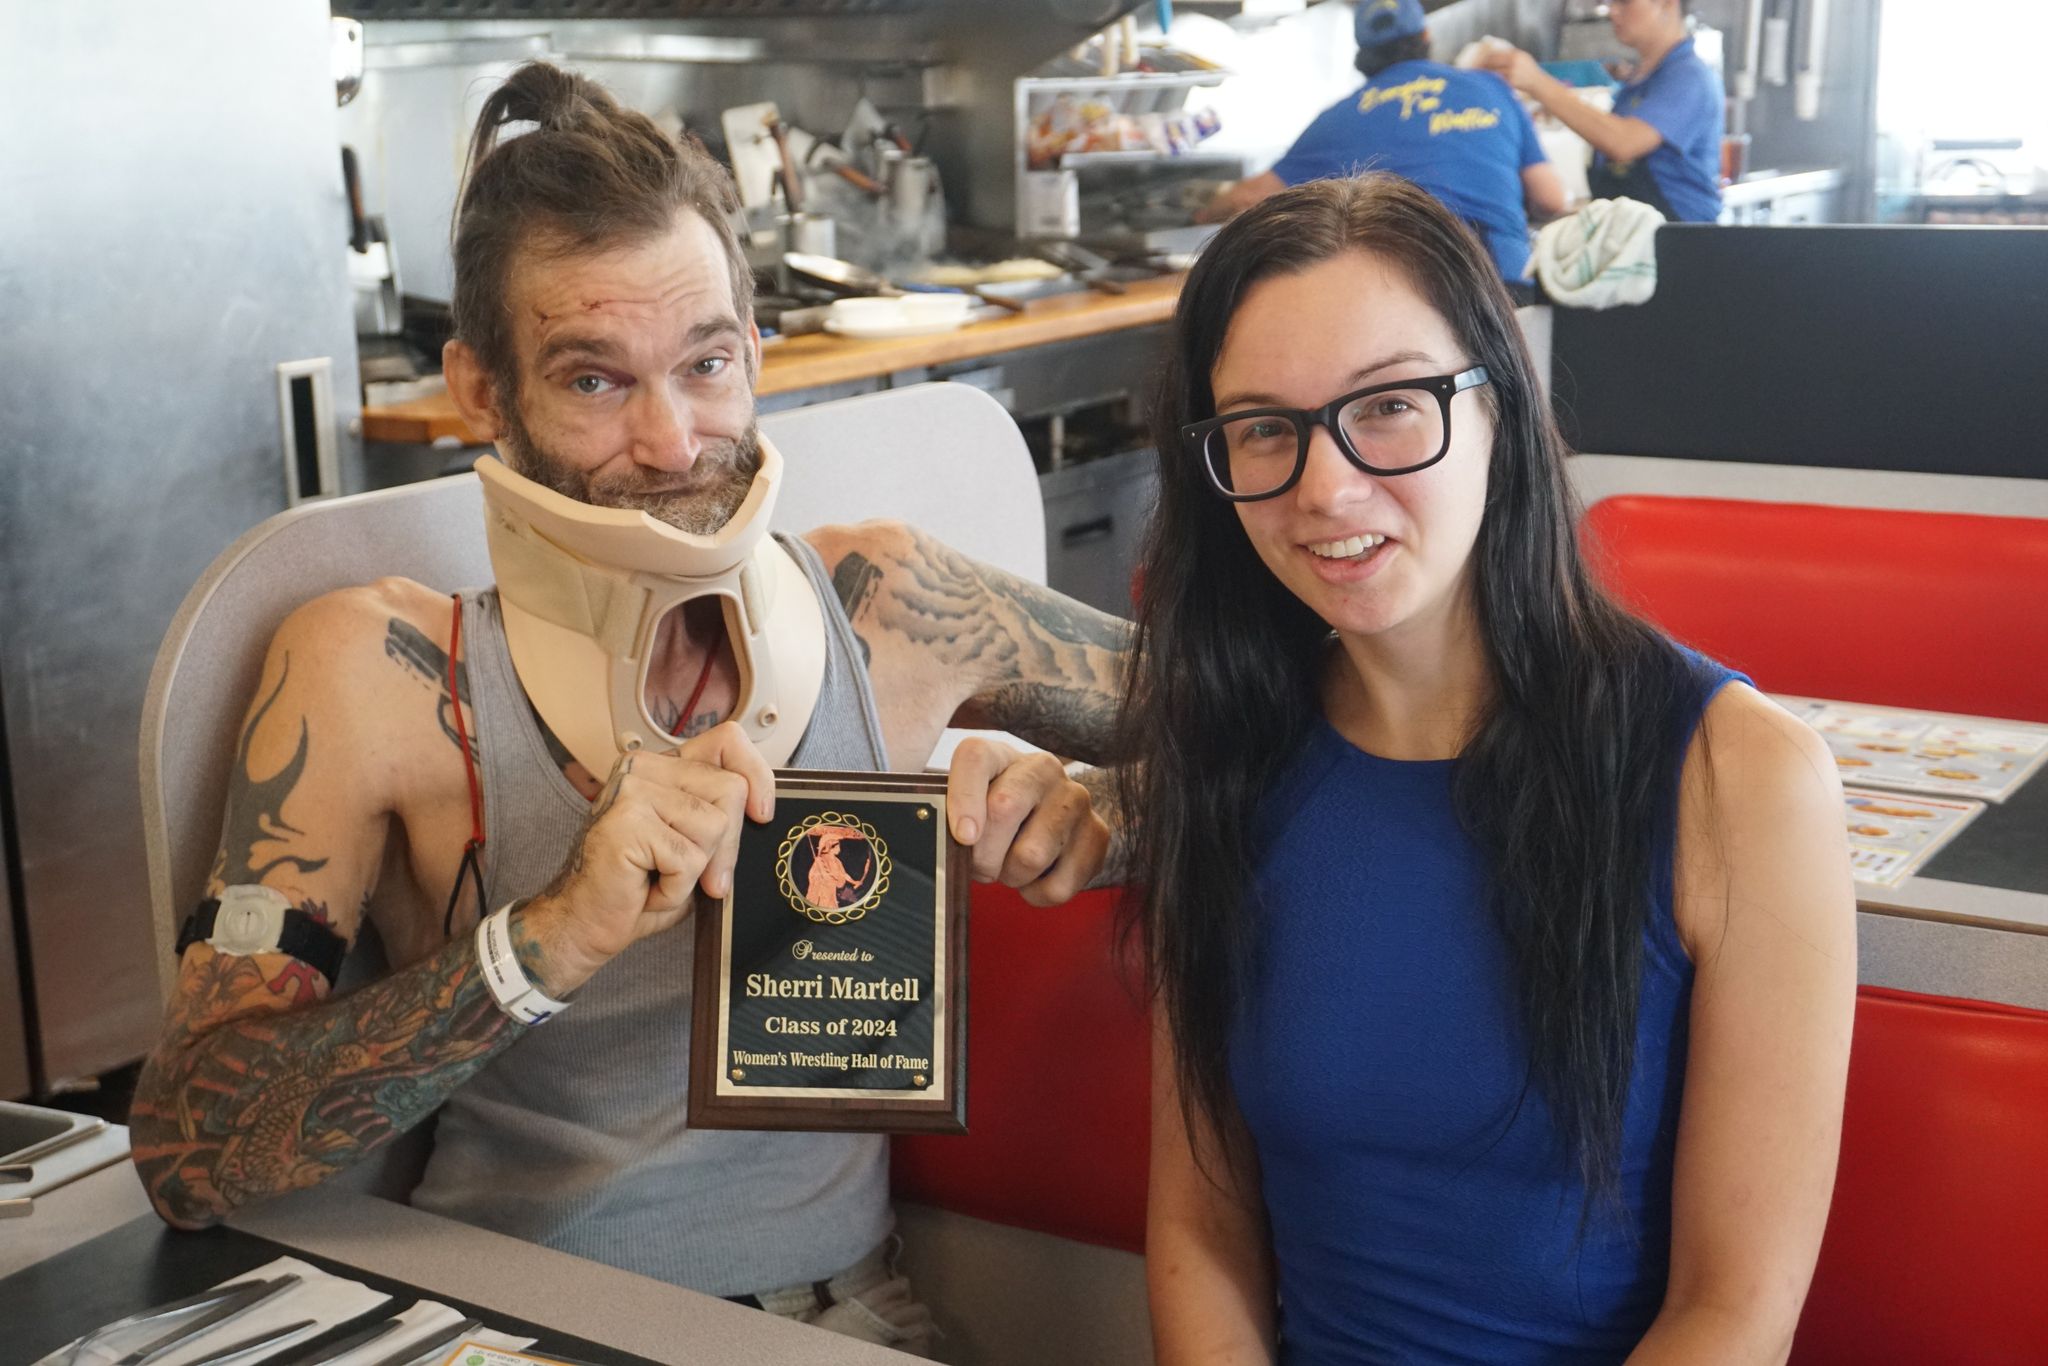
1917, 761, 2048, 898
1, 1213, 658, 1365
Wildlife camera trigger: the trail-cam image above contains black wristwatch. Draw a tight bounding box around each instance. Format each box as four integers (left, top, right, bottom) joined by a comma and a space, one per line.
175, 885, 349, 985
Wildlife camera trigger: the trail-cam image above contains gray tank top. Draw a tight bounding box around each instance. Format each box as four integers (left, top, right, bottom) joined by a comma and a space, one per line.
410, 534, 893, 1296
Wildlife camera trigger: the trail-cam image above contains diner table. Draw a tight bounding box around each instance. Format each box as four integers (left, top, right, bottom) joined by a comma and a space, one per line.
6, 691, 2041, 1361
1803, 696, 2048, 1011
1, 1156, 903, 1365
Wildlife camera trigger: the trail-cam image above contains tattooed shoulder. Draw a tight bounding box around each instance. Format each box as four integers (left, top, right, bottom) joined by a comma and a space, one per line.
212, 654, 330, 889
383, 615, 477, 756
805, 520, 1131, 762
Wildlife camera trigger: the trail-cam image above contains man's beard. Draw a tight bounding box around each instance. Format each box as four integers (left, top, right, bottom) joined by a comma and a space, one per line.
498, 404, 764, 536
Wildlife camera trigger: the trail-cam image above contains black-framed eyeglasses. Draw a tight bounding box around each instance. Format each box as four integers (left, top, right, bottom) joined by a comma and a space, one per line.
1183, 366, 1491, 501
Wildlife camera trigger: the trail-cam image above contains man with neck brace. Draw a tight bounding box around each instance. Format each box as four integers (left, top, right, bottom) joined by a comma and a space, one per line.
128, 62, 1130, 1356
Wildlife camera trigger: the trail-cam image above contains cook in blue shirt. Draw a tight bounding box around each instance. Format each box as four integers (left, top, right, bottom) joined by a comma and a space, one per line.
1483, 0, 1725, 222
1199, 0, 1565, 291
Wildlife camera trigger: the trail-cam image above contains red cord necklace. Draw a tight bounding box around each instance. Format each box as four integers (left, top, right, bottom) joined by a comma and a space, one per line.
674, 635, 720, 735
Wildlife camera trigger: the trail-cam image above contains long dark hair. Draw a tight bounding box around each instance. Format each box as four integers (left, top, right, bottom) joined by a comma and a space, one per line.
1117, 174, 1702, 1208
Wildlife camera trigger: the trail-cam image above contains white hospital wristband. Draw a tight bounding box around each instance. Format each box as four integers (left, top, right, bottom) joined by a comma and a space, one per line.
476, 901, 569, 1025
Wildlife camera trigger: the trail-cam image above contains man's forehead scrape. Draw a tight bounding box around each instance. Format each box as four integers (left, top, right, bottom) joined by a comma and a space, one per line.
517, 214, 739, 340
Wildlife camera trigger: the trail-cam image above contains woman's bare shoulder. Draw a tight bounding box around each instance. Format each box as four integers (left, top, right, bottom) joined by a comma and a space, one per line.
1673, 681, 1852, 962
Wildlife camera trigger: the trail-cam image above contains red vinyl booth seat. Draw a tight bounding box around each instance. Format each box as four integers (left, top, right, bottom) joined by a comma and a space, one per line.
1580, 496, 2048, 723
1792, 986, 2048, 1364
891, 884, 1151, 1253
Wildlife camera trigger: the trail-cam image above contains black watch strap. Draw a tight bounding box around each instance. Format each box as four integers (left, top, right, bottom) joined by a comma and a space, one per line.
175, 897, 349, 985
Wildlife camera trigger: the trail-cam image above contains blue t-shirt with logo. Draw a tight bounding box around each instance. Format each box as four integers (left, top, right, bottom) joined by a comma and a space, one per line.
1271, 60, 1546, 286
1601, 37, 1724, 222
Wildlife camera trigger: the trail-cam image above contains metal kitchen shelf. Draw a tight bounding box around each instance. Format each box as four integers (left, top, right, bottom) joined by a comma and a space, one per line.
1015, 64, 1230, 235
1020, 69, 1228, 105
1058, 148, 1239, 170
1057, 150, 1176, 168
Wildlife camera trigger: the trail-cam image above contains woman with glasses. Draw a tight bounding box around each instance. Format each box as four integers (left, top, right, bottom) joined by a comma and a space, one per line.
1118, 174, 1853, 1363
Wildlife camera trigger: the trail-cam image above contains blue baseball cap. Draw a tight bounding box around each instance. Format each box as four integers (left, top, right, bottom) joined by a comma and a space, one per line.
1355, 0, 1428, 47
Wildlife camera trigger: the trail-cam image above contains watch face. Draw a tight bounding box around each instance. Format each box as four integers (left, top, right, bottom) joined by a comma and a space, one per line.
212, 888, 285, 955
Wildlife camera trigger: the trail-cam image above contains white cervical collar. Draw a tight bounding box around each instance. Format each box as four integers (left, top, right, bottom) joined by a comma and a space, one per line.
476, 437, 825, 776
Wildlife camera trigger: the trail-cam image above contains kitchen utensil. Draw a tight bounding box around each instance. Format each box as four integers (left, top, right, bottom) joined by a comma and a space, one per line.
785, 251, 900, 296
52, 1276, 279, 1364
1031, 242, 1128, 295
963, 286, 1026, 314
276, 1313, 407, 1366
766, 115, 804, 213
785, 252, 1021, 315
825, 161, 885, 196
359, 1317, 483, 1366
341, 146, 402, 338
184, 1319, 318, 1366
341, 147, 371, 255
112, 1274, 304, 1366
802, 137, 885, 198
782, 212, 837, 259
886, 155, 936, 235
719, 101, 785, 211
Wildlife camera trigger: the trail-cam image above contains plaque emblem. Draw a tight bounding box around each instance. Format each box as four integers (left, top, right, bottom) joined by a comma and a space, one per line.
776, 811, 892, 924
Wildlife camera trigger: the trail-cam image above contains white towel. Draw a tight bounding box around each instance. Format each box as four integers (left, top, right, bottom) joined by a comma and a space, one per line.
1533, 198, 1665, 309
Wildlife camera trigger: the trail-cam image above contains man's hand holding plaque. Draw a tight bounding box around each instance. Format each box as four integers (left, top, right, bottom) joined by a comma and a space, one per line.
520, 723, 776, 998
944, 738, 1112, 909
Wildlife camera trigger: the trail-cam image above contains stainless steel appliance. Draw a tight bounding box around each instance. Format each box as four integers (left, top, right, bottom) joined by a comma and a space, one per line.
0, 0, 362, 1094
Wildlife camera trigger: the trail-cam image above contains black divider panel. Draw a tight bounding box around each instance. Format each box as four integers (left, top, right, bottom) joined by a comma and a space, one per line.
1550, 224, 2048, 479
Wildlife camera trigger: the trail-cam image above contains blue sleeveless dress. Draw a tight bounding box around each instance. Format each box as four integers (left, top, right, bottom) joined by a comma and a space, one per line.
1228, 653, 1744, 1363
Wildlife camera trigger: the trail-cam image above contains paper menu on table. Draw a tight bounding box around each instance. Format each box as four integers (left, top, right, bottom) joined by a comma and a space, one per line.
337, 1304, 535, 1366
1800, 703, 2048, 803
1842, 787, 1986, 888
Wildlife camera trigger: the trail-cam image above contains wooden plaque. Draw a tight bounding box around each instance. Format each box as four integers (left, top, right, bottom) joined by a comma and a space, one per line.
688, 770, 968, 1133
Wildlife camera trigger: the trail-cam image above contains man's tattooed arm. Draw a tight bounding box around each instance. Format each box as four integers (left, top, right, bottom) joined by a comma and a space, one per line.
829, 526, 1131, 764
210, 657, 331, 888
1074, 764, 1131, 889
831, 552, 884, 669
128, 917, 553, 1228
133, 590, 527, 1228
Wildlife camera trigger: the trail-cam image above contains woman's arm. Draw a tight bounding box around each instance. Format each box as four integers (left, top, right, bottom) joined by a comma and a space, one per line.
1522, 161, 1570, 220
1482, 50, 1664, 163
1147, 1007, 1279, 1365
1197, 172, 1287, 225
1630, 684, 1857, 1364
